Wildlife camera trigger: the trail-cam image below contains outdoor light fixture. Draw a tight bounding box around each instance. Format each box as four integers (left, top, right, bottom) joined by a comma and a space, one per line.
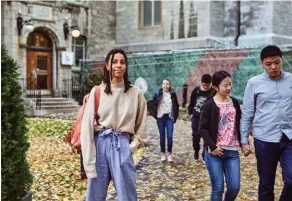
63, 21, 80, 40
17, 16, 34, 36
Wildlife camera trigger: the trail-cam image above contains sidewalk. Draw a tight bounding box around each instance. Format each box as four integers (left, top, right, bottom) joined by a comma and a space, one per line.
105, 117, 283, 201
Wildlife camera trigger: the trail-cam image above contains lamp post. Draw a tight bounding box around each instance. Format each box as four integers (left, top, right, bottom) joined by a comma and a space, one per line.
17, 16, 34, 36
63, 21, 80, 40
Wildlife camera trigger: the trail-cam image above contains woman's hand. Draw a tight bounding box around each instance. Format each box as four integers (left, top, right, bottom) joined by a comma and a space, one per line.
211, 145, 223, 156
241, 144, 252, 157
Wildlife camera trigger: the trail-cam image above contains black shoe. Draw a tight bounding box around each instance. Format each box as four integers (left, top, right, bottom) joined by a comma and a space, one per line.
194, 151, 199, 161
80, 172, 87, 180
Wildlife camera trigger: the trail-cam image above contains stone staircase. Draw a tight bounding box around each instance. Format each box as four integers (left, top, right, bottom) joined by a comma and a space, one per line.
24, 97, 80, 117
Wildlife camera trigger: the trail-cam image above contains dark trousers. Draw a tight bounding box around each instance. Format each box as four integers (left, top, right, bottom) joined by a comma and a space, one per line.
157, 114, 174, 153
192, 116, 202, 150
254, 134, 292, 201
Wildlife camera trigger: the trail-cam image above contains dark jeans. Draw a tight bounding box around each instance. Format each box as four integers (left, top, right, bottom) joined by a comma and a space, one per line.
157, 114, 174, 153
192, 116, 205, 154
254, 134, 292, 201
205, 150, 240, 201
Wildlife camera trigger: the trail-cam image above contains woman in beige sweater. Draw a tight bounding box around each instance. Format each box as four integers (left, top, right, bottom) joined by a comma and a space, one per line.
81, 49, 148, 201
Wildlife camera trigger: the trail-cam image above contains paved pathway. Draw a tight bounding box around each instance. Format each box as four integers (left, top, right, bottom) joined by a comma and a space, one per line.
104, 117, 210, 201
44, 113, 283, 201
106, 117, 283, 201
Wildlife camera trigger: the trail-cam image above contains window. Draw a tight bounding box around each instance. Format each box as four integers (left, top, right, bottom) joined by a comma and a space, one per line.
139, 0, 161, 27
72, 36, 86, 70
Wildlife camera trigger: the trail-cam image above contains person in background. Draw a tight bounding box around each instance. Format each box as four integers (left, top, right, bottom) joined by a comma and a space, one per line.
240, 45, 292, 201
188, 74, 212, 161
150, 79, 179, 162
200, 71, 243, 201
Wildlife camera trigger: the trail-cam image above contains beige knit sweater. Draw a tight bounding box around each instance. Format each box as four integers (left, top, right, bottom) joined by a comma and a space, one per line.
81, 80, 148, 178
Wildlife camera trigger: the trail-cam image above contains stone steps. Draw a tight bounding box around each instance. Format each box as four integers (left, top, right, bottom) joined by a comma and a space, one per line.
33, 108, 80, 117
24, 97, 80, 117
38, 104, 80, 109
39, 100, 79, 105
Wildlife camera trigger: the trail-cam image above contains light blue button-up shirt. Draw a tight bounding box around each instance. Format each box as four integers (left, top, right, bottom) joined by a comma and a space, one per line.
240, 71, 292, 144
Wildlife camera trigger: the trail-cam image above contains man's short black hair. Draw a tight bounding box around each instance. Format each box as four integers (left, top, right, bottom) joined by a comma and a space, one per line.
260, 45, 282, 62
201, 74, 212, 83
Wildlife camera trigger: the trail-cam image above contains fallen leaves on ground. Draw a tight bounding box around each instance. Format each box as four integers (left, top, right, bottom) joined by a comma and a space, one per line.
128, 118, 283, 201
26, 118, 145, 201
26, 117, 284, 201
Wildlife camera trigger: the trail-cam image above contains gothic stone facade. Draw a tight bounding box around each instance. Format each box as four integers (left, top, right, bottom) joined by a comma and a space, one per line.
115, 1, 292, 52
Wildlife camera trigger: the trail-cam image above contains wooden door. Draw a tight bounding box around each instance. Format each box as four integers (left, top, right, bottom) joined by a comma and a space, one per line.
27, 51, 52, 90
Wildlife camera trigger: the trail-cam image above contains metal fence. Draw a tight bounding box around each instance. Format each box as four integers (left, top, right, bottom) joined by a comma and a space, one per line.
61, 77, 83, 104
74, 59, 105, 104
20, 77, 41, 109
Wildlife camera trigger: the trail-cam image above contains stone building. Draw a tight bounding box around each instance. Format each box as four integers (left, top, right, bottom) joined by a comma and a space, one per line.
1, 1, 292, 111
115, 1, 292, 52
2, 1, 90, 97
1, 0, 114, 115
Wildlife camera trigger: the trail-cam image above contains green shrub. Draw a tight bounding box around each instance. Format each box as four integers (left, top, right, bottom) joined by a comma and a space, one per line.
1, 45, 33, 200
83, 72, 103, 93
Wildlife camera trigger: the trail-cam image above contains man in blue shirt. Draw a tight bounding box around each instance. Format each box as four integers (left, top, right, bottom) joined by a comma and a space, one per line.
241, 45, 292, 201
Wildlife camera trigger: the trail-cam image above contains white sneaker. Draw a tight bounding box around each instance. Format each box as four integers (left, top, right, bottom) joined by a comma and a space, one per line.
167, 153, 173, 162
161, 153, 166, 161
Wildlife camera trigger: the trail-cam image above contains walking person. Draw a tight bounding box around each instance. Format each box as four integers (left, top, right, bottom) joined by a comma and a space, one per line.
240, 45, 292, 201
81, 48, 148, 201
200, 71, 242, 201
188, 74, 212, 161
149, 79, 179, 162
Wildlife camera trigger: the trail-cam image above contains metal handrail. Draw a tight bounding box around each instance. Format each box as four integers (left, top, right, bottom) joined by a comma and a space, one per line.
20, 77, 41, 109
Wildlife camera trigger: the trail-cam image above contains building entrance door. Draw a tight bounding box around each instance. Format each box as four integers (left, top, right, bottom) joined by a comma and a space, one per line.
26, 31, 53, 93
27, 51, 52, 90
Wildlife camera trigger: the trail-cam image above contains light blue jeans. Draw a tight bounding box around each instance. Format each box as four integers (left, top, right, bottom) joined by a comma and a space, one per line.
86, 129, 137, 201
205, 149, 240, 201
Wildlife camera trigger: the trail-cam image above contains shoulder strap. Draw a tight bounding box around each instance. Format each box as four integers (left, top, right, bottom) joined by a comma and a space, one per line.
94, 86, 100, 117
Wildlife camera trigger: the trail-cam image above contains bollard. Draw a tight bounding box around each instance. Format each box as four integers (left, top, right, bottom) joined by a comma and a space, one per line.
182, 83, 188, 108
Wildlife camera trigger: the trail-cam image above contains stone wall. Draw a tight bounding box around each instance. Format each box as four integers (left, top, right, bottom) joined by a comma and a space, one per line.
272, 1, 292, 40
209, 1, 224, 37
115, 1, 218, 52
1, 1, 20, 61
115, 0, 292, 52
224, 1, 292, 46
87, 1, 116, 59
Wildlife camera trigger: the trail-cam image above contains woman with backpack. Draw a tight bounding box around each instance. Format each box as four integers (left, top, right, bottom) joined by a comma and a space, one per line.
199, 71, 243, 201
81, 49, 148, 201
148, 79, 179, 162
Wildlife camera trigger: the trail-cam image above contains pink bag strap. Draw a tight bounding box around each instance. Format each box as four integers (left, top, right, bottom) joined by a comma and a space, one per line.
94, 86, 100, 118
